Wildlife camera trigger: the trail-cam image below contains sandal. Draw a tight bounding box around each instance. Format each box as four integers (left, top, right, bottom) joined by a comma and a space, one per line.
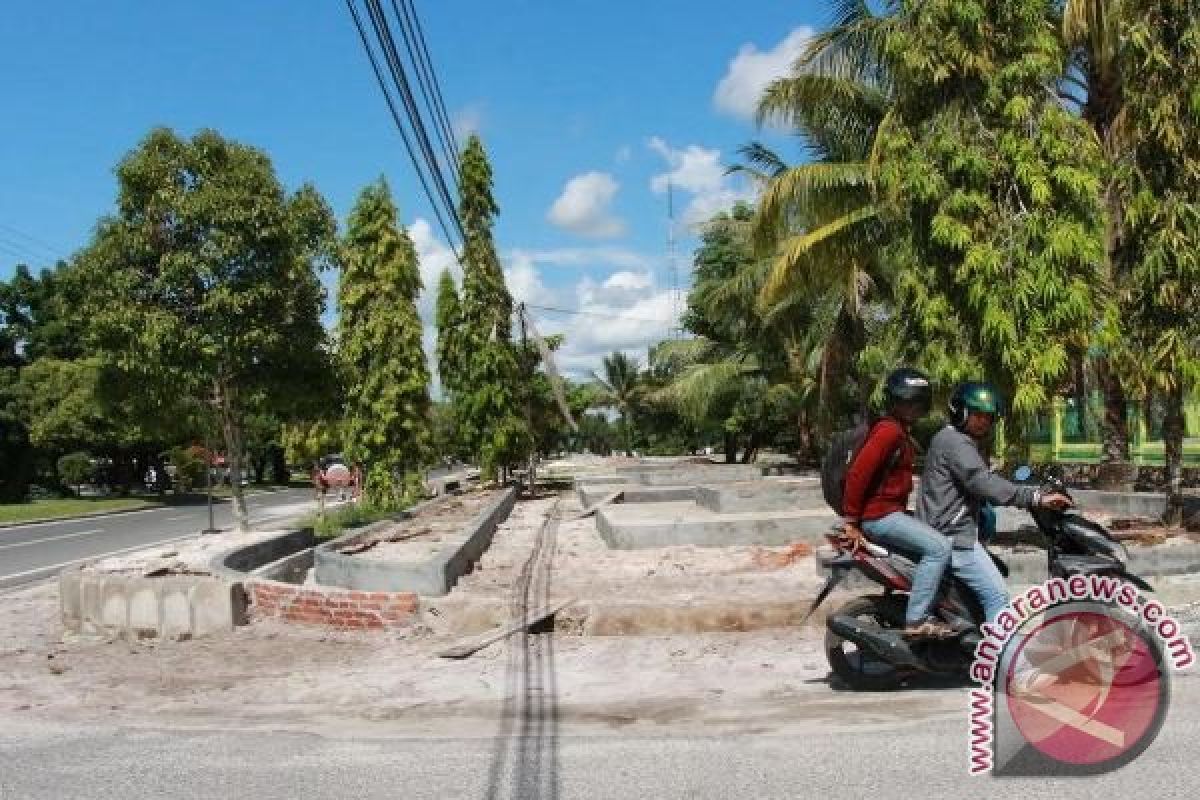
902, 619, 956, 638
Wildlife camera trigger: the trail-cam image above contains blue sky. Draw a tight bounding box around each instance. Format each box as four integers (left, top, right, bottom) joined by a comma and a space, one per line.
0, 1, 826, 377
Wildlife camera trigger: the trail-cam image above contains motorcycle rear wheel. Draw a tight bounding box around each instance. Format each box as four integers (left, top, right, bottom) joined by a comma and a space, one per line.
825, 595, 909, 691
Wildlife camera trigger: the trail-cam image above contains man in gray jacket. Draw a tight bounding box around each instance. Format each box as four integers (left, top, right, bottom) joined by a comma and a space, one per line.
918, 382, 1071, 622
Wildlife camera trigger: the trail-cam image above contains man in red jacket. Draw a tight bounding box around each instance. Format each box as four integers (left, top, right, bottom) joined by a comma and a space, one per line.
841, 368, 953, 638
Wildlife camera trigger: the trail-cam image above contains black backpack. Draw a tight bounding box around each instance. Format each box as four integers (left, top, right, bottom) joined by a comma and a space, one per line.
820, 419, 902, 516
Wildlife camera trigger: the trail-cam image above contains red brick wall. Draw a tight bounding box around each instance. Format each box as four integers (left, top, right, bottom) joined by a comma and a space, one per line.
247, 579, 419, 630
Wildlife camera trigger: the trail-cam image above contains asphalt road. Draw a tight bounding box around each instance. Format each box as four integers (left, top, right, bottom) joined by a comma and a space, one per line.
3, 676, 1200, 800
0, 488, 321, 590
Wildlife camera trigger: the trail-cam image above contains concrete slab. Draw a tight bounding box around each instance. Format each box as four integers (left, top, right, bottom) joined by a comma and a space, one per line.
695, 479, 823, 513
634, 465, 763, 486
572, 475, 631, 488
576, 484, 696, 507
595, 501, 837, 549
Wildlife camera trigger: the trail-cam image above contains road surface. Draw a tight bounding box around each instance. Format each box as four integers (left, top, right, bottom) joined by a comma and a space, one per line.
0, 488, 320, 590
2, 675, 1199, 799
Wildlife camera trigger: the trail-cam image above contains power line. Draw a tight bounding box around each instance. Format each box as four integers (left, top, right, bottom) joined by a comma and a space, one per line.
404, 0, 461, 160
345, 0, 463, 258
525, 303, 671, 325
0, 224, 64, 262
363, 0, 464, 244
392, 0, 460, 177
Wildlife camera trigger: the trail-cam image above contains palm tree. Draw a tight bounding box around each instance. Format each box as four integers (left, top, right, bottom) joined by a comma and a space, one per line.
592, 352, 642, 456
736, 1, 903, 436
651, 210, 813, 462
1062, 0, 1133, 475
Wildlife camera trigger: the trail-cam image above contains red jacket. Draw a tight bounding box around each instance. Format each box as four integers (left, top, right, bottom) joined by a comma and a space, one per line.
842, 417, 915, 523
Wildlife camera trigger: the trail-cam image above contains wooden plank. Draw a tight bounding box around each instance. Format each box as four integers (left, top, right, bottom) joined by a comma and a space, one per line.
436, 599, 576, 659
571, 490, 623, 520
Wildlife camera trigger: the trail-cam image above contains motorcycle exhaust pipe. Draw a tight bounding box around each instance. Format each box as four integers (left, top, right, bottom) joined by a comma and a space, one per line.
828, 614, 928, 671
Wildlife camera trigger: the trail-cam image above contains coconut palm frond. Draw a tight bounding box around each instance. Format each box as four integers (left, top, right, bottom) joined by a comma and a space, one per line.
759, 204, 882, 307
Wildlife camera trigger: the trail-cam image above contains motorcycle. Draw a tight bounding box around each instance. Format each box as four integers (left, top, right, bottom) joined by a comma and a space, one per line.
811, 465, 1153, 690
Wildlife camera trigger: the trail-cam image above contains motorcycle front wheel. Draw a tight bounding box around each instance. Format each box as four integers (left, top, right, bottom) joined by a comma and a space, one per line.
825, 595, 908, 691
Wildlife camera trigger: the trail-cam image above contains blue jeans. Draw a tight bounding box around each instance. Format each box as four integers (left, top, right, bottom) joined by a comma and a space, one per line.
862, 512, 951, 625
951, 543, 1010, 623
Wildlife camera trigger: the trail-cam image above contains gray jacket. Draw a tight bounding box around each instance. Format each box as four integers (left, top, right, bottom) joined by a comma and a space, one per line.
916, 425, 1039, 548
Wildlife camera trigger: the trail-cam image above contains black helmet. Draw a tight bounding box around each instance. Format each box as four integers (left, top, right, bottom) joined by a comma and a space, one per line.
948, 382, 1003, 430
883, 368, 932, 413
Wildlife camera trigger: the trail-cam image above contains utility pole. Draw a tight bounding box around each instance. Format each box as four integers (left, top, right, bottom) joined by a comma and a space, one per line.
201, 389, 219, 534
518, 303, 536, 496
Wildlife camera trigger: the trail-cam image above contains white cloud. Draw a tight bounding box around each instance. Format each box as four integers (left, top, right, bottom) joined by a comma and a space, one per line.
713, 27, 814, 121
451, 104, 484, 140
507, 255, 681, 380
546, 172, 627, 238
508, 246, 654, 272
409, 217, 460, 320
647, 137, 756, 227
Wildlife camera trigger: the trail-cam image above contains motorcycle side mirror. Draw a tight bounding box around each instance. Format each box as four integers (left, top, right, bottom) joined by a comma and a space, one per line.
1013, 465, 1033, 482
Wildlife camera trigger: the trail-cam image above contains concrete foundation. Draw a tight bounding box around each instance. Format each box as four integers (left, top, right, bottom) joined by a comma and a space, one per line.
314, 487, 518, 596
694, 479, 823, 513
576, 484, 696, 507
60, 569, 246, 639
595, 501, 836, 549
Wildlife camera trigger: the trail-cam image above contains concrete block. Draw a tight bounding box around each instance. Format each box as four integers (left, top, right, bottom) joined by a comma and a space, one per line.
190, 580, 236, 636
576, 485, 695, 507
635, 466, 762, 486
595, 502, 836, 549
127, 585, 160, 634
99, 581, 129, 629
160, 588, 192, 638
572, 475, 630, 488
694, 480, 823, 513
59, 570, 83, 630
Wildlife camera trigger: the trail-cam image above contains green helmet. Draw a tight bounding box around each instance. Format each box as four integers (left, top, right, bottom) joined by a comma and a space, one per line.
948, 382, 1002, 429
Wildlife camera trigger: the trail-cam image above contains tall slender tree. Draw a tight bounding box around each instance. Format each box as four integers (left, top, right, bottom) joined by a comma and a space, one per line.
1114, 0, 1200, 523
339, 178, 432, 509
455, 135, 527, 480
434, 268, 464, 396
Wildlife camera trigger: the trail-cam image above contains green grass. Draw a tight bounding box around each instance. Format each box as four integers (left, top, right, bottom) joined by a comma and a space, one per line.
300, 503, 406, 541
0, 496, 164, 526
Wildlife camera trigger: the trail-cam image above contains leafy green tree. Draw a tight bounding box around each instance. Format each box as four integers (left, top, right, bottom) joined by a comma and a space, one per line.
338, 178, 432, 508
73, 128, 337, 531
56, 451, 93, 496
282, 419, 344, 470
165, 445, 208, 494
0, 369, 33, 501
455, 135, 528, 479
435, 269, 464, 396
876, 0, 1108, 438
1113, 0, 1200, 523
